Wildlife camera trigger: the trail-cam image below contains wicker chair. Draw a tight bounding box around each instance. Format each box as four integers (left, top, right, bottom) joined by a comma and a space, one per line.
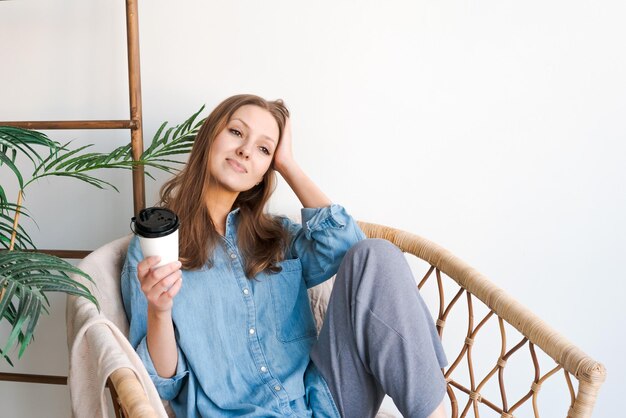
66, 222, 605, 418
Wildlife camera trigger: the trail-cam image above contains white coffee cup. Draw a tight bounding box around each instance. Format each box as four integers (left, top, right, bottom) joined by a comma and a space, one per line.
131, 207, 180, 268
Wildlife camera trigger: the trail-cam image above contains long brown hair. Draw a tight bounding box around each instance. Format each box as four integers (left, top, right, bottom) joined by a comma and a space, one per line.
159, 94, 291, 277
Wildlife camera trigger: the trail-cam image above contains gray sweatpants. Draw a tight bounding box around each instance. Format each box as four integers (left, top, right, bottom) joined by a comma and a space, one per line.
310, 239, 448, 418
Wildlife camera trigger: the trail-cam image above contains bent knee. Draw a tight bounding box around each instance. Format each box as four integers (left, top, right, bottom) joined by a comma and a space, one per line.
342, 238, 418, 293
347, 238, 403, 261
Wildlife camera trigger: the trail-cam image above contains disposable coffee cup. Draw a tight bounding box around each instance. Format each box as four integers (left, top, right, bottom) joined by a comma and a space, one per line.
131, 207, 180, 268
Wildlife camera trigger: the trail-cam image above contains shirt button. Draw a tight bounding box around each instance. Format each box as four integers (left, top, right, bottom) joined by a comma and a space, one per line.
249, 328, 255, 335
260, 366, 268, 373
243, 288, 249, 295
274, 385, 281, 391
230, 253, 237, 259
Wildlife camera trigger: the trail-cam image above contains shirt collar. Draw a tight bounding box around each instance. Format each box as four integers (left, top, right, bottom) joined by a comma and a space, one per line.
224, 207, 240, 238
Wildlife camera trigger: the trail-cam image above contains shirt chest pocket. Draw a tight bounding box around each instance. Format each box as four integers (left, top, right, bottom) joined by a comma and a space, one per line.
268, 258, 318, 343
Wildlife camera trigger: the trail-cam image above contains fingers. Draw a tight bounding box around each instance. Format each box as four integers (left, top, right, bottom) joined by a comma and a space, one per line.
148, 272, 183, 305
160, 275, 183, 300
138, 259, 181, 290
147, 268, 181, 297
281, 118, 292, 140
146, 272, 183, 311
137, 256, 161, 278
137, 259, 183, 310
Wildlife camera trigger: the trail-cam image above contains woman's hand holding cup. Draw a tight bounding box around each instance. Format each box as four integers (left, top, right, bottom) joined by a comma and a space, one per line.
131, 207, 182, 313
137, 257, 183, 313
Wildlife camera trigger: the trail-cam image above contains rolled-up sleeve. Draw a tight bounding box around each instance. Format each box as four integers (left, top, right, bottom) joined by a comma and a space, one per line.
284, 204, 365, 288
135, 336, 189, 400
120, 236, 189, 400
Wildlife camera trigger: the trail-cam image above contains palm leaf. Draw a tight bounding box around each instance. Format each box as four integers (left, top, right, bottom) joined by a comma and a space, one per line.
0, 202, 34, 220
139, 106, 205, 168
43, 143, 95, 172
0, 151, 24, 189
7, 107, 205, 196
26, 142, 154, 190
0, 282, 17, 325
0, 202, 37, 248
0, 251, 98, 362
0, 185, 11, 216
4, 290, 35, 357
0, 219, 36, 250
0, 222, 36, 250
29, 172, 120, 192
21, 297, 41, 357
0, 126, 59, 168
0, 185, 6, 210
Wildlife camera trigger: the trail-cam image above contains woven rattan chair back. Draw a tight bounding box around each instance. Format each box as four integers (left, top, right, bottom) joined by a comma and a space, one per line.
357, 221, 605, 418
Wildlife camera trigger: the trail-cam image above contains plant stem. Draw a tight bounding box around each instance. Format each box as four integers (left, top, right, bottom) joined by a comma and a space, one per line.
8, 189, 23, 251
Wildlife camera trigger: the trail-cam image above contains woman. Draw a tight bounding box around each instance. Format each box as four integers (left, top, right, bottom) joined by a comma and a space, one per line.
121, 94, 448, 418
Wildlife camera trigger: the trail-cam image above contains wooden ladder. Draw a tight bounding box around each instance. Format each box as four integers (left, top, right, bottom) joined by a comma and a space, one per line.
0, 2, 148, 416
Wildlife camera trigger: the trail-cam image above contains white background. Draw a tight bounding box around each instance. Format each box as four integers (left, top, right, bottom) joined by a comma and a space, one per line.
1, 0, 624, 416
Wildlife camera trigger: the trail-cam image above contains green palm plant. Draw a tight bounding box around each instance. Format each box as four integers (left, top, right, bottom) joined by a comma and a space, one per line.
0, 106, 204, 364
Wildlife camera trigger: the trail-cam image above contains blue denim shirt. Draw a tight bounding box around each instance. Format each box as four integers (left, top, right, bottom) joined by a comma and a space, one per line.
121, 204, 365, 417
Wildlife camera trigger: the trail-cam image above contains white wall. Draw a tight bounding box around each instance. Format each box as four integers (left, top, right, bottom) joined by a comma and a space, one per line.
1, 0, 624, 416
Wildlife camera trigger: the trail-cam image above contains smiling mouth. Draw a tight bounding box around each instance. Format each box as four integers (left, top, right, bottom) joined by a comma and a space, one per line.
226, 158, 247, 173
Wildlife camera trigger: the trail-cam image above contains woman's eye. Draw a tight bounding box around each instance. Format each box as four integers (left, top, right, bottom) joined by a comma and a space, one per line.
229, 129, 242, 137
259, 147, 270, 155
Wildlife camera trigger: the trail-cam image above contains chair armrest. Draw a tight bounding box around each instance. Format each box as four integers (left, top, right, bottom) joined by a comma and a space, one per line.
109, 368, 158, 418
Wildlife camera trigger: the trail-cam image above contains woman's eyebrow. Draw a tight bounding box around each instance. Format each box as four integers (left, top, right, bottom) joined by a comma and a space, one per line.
231, 118, 277, 144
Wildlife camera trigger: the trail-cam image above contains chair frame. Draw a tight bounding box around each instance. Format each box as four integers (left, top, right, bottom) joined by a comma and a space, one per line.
104, 221, 605, 418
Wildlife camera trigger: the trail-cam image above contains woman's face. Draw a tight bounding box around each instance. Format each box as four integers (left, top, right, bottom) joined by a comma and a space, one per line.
208, 105, 279, 194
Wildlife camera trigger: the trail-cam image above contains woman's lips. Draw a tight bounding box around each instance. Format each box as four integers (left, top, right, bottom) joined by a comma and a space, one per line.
226, 158, 247, 173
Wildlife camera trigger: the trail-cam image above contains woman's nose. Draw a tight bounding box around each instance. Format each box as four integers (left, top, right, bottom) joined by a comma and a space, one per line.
237, 146, 250, 160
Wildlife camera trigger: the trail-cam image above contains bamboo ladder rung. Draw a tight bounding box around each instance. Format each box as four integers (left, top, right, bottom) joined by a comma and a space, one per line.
0, 120, 138, 130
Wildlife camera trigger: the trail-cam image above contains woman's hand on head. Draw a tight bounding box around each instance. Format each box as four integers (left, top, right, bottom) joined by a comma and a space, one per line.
273, 117, 297, 175
136, 257, 183, 314
271, 116, 331, 207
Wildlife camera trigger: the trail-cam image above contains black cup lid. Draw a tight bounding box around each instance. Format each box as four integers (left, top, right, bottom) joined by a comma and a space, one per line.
131, 207, 179, 238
